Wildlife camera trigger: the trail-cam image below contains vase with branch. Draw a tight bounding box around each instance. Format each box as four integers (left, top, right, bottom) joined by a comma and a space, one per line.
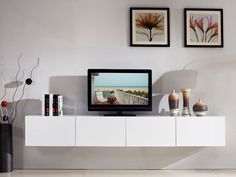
0, 54, 40, 173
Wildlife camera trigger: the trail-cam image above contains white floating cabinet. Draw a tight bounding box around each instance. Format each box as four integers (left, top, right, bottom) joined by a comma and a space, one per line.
126, 117, 175, 147
76, 116, 126, 146
25, 115, 225, 147
25, 116, 76, 146
176, 117, 225, 146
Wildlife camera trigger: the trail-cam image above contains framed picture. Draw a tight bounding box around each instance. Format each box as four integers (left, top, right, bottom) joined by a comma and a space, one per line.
130, 7, 170, 47
184, 8, 223, 47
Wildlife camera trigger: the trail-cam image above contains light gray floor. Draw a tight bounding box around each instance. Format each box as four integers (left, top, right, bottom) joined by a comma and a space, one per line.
0, 170, 236, 177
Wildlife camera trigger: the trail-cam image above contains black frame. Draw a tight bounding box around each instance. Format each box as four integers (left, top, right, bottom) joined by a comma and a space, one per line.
130, 7, 170, 47
87, 69, 152, 112
184, 8, 224, 48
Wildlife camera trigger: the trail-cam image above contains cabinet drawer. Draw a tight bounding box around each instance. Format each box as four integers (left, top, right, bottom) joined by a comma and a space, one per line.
176, 117, 225, 146
126, 117, 176, 146
76, 117, 125, 146
25, 116, 76, 146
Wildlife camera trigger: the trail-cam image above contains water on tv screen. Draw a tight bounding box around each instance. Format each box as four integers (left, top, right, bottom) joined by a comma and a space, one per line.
91, 72, 149, 105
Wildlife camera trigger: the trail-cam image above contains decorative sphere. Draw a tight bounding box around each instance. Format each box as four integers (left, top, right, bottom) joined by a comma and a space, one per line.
193, 99, 208, 116
1, 101, 9, 107
26, 78, 33, 85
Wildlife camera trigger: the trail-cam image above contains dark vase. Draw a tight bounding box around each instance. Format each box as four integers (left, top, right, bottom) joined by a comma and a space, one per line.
0, 124, 13, 173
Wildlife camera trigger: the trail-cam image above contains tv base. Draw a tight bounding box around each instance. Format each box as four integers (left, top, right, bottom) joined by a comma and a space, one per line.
104, 111, 136, 116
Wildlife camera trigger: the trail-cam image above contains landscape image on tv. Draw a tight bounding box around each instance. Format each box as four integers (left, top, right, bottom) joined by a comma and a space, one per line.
91, 72, 149, 105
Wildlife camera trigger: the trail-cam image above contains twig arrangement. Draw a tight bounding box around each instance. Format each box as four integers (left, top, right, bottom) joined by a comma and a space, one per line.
0, 54, 40, 124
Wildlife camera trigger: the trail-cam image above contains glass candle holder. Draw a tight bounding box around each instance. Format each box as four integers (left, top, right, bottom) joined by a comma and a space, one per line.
181, 88, 191, 117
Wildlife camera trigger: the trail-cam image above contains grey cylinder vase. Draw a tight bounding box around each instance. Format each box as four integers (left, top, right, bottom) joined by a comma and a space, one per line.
0, 124, 13, 173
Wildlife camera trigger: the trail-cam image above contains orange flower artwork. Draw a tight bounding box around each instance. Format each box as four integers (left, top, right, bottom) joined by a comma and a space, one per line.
135, 13, 164, 42
130, 8, 170, 47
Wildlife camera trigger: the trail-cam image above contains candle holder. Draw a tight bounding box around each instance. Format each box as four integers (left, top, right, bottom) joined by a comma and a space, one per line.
181, 89, 191, 117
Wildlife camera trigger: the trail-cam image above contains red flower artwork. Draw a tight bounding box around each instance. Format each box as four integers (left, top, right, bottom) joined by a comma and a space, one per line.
189, 15, 219, 43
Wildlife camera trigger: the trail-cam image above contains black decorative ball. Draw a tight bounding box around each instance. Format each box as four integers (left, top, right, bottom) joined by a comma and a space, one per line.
26, 78, 33, 85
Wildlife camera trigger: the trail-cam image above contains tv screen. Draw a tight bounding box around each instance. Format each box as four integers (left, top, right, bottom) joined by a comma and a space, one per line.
88, 69, 152, 115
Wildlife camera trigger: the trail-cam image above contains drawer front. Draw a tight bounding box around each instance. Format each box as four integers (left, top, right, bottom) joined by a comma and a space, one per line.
76, 117, 126, 146
126, 117, 176, 146
176, 117, 225, 146
25, 116, 76, 146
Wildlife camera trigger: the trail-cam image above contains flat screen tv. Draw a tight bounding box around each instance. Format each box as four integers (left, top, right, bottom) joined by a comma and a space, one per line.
88, 69, 152, 116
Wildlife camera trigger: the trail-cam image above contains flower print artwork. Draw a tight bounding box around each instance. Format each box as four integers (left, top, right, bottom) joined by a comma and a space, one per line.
130, 8, 170, 47
135, 13, 164, 42
185, 9, 223, 47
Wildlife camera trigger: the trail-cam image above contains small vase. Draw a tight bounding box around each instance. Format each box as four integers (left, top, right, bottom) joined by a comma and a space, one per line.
181, 89, 191, 117
0, 124, 13, 173
168, 90, 179, 116
193, 99, 208, 116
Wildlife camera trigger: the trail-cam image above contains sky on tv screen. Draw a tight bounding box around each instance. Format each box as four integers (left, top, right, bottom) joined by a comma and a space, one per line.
93, 73, 149, 87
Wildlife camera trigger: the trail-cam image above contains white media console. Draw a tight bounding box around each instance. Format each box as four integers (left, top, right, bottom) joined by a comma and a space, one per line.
25, 115, 225, 147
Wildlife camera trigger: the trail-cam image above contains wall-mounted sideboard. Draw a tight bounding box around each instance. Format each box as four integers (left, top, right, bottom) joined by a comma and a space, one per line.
25, 116, 225, 147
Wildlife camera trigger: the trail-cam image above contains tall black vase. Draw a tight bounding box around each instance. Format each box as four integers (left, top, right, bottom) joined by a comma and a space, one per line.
0, 124, 13, 173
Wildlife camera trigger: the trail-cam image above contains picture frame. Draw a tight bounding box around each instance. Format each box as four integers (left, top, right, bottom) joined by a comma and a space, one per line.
130, 7, 170, 47
184, 8, 224, 48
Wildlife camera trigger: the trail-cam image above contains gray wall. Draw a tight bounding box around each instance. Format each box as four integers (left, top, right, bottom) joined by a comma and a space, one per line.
0, 0, 236, 169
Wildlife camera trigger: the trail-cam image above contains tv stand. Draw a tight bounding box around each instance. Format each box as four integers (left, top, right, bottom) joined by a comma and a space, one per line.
104, 111, 136, 116
25, 115, 225, 147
